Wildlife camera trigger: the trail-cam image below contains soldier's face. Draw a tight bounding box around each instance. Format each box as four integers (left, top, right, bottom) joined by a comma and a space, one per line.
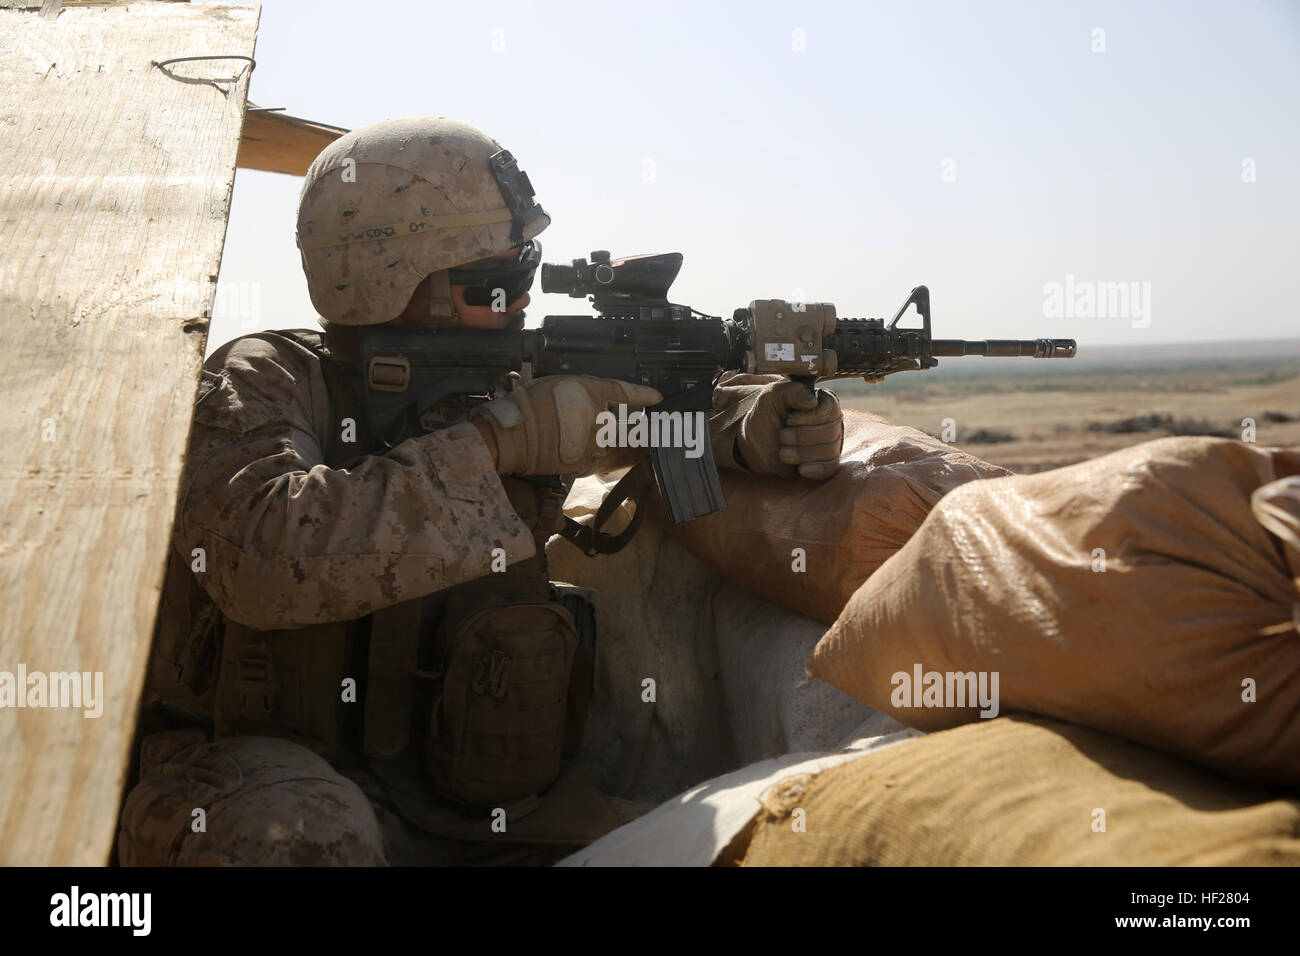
451, 289, 530, 331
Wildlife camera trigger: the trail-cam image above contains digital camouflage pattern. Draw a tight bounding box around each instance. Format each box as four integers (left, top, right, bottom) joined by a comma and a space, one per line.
124, 329, 574, 865
173, 332, 536, 630
119, 730, 387, 866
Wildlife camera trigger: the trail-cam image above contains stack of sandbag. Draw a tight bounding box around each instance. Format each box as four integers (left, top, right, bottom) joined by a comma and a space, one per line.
660, 410, 1010, 624
737, 715, 1300, 866
809, 436, 1300, 785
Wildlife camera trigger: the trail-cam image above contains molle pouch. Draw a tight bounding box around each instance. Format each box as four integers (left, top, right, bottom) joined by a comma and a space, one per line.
424, 595, 578, 807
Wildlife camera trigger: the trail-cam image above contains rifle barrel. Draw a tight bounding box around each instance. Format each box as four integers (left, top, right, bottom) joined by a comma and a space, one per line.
930, 338, 1077, 358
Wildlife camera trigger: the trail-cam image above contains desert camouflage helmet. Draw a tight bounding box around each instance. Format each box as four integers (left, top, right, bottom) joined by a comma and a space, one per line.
296, 117, 550, 326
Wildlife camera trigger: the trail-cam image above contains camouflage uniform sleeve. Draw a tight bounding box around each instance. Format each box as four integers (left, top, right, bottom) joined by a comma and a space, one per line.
174, 334, 535, 629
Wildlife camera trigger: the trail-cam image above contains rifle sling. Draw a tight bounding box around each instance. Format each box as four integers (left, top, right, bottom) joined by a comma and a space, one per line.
558, 462, 651, 556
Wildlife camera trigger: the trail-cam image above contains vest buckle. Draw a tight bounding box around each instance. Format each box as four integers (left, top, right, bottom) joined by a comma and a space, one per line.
233, 643, 280, 716
367, 356, 410, 392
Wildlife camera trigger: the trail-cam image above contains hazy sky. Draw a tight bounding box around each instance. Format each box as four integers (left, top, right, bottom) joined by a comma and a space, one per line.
204, 0, 1300, 354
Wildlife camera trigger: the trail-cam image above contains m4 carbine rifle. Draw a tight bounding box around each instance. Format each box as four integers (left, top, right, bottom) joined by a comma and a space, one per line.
358, 250, 1076, 536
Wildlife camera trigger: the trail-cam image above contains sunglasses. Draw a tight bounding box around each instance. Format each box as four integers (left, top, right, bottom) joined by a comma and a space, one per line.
448, 240, 542, 307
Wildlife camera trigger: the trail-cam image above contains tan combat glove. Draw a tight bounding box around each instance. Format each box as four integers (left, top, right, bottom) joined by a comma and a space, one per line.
471, 376, 663, 476
711, 378, 843, 480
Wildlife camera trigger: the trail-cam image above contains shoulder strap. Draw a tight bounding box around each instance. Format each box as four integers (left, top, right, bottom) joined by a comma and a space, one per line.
558, 462, 652, 556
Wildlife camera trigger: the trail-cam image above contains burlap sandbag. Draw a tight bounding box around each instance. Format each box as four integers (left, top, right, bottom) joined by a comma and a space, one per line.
808, 437, 1300, 785
737, 715, 1300, 866
660, 411, 1009, 624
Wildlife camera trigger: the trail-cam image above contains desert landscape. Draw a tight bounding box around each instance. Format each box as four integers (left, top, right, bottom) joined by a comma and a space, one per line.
828, 339, 1300, 473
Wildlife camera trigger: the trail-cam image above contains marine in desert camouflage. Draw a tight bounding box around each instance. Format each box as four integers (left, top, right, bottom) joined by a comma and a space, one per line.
118, 117, 844, 866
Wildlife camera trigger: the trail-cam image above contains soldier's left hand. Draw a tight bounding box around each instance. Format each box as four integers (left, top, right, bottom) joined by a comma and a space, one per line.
734, 380, 843, 480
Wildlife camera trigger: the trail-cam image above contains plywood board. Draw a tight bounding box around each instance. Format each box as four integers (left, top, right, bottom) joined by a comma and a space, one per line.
238, 103, 347, 176
0, 1, 259, 865
0, 1, 189, 9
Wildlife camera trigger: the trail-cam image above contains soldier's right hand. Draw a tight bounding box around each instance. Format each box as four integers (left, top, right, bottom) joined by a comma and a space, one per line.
470, 376, 663, 476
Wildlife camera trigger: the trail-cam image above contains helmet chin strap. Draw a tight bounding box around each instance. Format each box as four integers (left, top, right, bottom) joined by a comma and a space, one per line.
426, 270, 461, 327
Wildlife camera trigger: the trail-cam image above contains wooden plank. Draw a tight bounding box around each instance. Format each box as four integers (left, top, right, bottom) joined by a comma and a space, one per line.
238, 103, 347, 176
0, 1, 190, 9
0, 1, 259, 865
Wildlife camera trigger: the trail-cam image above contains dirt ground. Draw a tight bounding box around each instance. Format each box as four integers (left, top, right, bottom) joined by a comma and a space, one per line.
834, 359, 1300, 473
